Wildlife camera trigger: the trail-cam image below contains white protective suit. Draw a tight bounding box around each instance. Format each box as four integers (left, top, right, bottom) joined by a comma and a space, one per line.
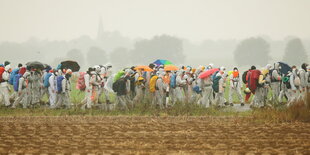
214, 73, 227, 107
197, 77, 213, 108
270, 63, 282, 102
29, 71, 42, 105
0, 65, 11, 106
287, 68, 300, 106
154, 72, 166, 109
55, 75, 71, 109
133, 71, 145, 103
175, 71, 186, 103
251, 73, 266, 108
89, 71, 102, 108
228, 71, 244, 104
12, 72, 31, 108
48, 73, 57, 107
100, 65, 113, 104
184, 69, 194, 103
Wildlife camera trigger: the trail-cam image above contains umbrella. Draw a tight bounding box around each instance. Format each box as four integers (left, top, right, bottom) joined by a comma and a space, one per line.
153, 59, 173, 66
134, 65, 154, 72
44, 64, 52, 71
26, 61, 45, 70
61, 60, 80, 72
44, 64, 51, 69
278, 62, 291, 75
199, 68, 219, 79
164, 65, 179, 71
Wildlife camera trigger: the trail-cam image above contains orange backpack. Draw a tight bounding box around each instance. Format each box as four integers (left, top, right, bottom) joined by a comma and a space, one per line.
0, 67, 5, 82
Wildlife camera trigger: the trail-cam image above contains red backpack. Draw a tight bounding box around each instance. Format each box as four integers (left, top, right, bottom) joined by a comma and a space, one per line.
76, 72, 86, 91
248, 70, 261, 93
0, 67, 5, 82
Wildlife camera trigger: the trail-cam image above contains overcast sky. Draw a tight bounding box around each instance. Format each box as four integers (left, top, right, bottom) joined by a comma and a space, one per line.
0, 0, 310, 42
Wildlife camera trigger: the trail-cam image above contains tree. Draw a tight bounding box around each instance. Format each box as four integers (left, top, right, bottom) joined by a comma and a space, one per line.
110, 47, 131, 69
283, 38, 308, 66
234, 37, 271, 66
130, 35, 185, 65
87, 47, 107, 66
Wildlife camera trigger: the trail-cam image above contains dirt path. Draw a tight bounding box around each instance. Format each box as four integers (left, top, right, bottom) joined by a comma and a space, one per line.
0, 116, 309, 154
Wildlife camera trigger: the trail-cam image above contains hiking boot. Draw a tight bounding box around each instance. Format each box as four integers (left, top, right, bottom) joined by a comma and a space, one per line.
241, 103, 245, 106
224, 102, 229, 106
230, 103, 234, 106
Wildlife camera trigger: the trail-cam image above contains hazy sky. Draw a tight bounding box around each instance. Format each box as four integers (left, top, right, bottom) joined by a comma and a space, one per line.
0, 0, 310, 42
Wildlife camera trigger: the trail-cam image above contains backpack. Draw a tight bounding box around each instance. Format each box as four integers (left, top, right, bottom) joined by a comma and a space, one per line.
9, 68, 19, 85
211, 71, 219, 81
56, 76, 65, 93
114, 70, 125, 82
129, 76, 135, 92
170, 74, 177, 89
43, 73, 52, 88
212, 76, 222, 93
13, 74, 22, 92
282, 74, 291, 89
149, 75, 158, 93
248, 70, 261, 92
0, 67, 4, 82
269, 69, 282, 82
112, 78, 127, 96
76, 72, 86, 91
242, 71, 248, 84
294, 75, 301, 87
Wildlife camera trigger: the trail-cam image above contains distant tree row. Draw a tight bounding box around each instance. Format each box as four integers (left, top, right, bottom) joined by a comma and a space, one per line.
51, 35, 185, 70
234, 37, 308, 67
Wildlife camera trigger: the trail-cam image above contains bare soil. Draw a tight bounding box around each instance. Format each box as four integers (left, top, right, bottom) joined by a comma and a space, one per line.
0, 116, 309, 154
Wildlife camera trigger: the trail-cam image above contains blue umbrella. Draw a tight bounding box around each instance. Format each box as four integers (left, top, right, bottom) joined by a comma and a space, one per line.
153, 59, 173, 66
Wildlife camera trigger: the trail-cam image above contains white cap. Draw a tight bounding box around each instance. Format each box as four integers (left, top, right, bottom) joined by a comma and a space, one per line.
220, 66, 226, 71
66, 69, 72, 74
265, 64, 272, 70
4, 65, 11, 71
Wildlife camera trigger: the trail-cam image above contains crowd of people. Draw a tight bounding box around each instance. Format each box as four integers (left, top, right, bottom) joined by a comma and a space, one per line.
0, 60, 309, 110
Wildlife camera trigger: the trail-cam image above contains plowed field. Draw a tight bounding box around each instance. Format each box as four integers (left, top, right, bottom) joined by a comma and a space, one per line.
0, 116, 309, 154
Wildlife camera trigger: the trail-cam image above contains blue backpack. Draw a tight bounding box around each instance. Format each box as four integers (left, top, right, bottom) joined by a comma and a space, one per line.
170, 74, 177, 88
43, 73, 52, 88
13, 74, 22, 92
56, 76, 65, 93
9, 68, 19, 85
